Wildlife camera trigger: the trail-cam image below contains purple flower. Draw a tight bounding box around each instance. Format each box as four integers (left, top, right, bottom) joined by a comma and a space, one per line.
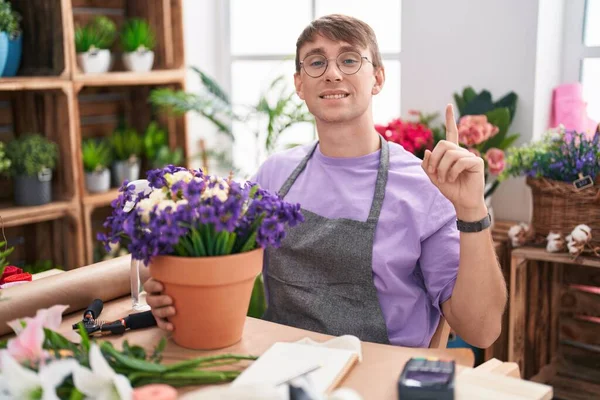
99, 166, 304, 265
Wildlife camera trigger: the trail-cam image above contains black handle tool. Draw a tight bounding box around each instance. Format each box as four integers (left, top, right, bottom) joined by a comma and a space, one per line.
92, 310, 157, 337
72, 299, 104, 333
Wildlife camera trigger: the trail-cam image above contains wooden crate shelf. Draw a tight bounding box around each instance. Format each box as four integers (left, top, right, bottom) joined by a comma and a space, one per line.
0, 1, 186, 269
0, 200, 77, 228
73, 69, 186, 88
8, 0, 72, 78
70, 0, 185, 74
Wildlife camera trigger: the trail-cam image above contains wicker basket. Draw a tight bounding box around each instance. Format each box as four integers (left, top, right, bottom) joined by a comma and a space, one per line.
527, 177, 600, 247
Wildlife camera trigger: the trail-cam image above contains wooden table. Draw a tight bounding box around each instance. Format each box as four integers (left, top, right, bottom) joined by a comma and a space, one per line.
53, 297, 552, 399
508, 246, 600, 398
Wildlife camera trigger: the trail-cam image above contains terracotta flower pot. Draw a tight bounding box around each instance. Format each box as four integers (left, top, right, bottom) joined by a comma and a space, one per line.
149, 248, 263, 350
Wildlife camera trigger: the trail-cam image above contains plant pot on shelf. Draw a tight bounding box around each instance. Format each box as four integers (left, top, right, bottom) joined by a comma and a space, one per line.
2, 34, 22, 77
527, 176, 600, 247
112, 158, 140, 187
122, 49, 154, 72
13, 169, 52, 206
0, 33, 9, 76
77, 49, 112, 74
149, 248, 263, 350
85, 168, 111, 193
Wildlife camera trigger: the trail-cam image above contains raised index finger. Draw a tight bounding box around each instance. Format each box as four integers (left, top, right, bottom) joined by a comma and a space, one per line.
445, 104, 459, 145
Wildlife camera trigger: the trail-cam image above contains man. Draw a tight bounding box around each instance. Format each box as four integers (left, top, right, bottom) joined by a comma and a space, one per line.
146, 14, 507, 349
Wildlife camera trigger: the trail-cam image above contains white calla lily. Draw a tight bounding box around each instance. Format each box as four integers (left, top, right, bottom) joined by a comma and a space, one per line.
73, 344, 133, 400
123, 179, 152, 212
0, 351, 78, 400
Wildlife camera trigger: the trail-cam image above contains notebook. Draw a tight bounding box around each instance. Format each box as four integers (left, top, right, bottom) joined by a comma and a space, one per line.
232, 341, 359, 394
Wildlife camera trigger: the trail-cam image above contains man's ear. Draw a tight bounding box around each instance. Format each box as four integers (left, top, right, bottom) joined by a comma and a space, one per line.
372, 66, 385, 95
294, 72, 305, 100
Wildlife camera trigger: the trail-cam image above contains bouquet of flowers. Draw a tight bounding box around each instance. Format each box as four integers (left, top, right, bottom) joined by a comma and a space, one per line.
99, 166, 304, 267
376, 110, 441, 159
453, 87, 520, 198
0, 305, 257, 399
500, 126, 600, 183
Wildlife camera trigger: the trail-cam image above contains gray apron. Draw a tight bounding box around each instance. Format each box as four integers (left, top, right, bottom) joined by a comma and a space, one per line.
263, 135, 390, 344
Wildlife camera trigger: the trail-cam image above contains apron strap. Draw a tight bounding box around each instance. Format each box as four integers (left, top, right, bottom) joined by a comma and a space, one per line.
278, 135, 390, 227
278, 142, 319, 198
367, 135, 390, 225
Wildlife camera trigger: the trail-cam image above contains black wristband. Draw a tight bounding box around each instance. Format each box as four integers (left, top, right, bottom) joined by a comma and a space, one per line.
456, 213, 491, 232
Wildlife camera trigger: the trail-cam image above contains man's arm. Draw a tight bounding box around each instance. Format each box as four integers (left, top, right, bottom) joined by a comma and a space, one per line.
441, 203, 507, 349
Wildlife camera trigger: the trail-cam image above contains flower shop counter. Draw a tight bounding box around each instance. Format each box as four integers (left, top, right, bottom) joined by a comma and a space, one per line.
41, 295, 547, 400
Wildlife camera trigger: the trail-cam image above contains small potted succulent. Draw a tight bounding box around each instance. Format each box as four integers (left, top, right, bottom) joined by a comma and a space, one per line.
110, 127, 142, 187
0, 0, 22, 77
6, 134, 58, 207
82, 137, 112, 193
121, 18, 156, 72
75, 16, 117, 74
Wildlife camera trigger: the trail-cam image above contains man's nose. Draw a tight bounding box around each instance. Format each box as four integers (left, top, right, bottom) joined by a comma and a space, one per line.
323, 61, 343, 82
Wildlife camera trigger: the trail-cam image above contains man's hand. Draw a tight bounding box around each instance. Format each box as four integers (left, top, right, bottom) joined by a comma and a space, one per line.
422, 104, 487, 220
145, 278, 176, 332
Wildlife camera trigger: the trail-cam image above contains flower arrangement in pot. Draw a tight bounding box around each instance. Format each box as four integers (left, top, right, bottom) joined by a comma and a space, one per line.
99, 166, 304, 349
82, 137, 112, 193
110, 127, 142, 187
75, 16, 117, 74
0, 0, 22, 77
5, 134, 58, 207
121, 18, 156, 72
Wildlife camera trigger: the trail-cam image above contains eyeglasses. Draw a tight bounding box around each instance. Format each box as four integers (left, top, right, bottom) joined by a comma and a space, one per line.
299, 51, 374, 78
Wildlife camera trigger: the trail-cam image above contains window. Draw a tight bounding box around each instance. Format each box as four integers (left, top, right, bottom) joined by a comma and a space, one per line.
563, 0, 600, 122
228, 0, 402, 174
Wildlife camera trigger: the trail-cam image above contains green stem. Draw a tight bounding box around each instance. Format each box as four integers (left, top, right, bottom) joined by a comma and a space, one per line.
165, 354, 257, 372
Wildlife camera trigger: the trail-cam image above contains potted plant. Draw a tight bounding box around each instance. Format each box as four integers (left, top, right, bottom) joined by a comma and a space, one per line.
110, 127, 142, 187
0, 141, 11, 174
82, 138, 112, 193
99, 166, 304, 349
0, 0, 22, 77
121, 18, 156, 72
142, 121, 185, 168
75, 16, 117, 74
6, 134, 58, 207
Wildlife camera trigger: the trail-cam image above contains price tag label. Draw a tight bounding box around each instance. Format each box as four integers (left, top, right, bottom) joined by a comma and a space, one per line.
573, 174, 594, 191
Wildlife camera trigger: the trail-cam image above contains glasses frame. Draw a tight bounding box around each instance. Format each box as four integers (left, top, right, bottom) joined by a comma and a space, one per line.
299, 51, 374, 78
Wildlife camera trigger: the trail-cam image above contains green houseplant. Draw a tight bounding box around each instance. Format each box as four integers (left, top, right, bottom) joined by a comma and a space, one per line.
75, 16, 117, 74
121, 18, 156, 72
0, 0, 22, 77
110, 127, 142, 187
6, 134, 58, 206
82, 138, 112, 193
0, 142, 11, 174
143, 121, 184, 168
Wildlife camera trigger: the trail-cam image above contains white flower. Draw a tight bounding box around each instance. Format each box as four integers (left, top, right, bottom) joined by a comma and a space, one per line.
0, 351, 78, 400
73, 344, 133, 400
164, 170, 194, 187
149, 188, 168, 203
570, 224, 592, 243
123, 180, 152, 213
507, 223, 532, 247
157, 200, 178, 213
546, 232, 565, 253
567, 240, 581, 255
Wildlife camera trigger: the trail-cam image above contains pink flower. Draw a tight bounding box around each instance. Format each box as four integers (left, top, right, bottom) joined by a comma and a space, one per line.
6, 318, 47, 363
7, 304, 69, 334
457, 115, 499, 146
485, 148, 506, 175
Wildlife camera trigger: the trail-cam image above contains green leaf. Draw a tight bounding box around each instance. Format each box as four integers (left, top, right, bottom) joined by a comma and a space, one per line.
493, 92, 518, 124
462, 87, 478, 104
247, 274, 266, 318
191, 66, 231, 105
120, 18, 156, 52
239, 231, 257, 253
0, 339, 7, 349
462, 90, 494, 116
101, 342, 166, 373
77, 322, 91, 354
69, 389, 85, 400
191, 228, 206, 256
224, 232, 237, 255
498, 133, 520, 150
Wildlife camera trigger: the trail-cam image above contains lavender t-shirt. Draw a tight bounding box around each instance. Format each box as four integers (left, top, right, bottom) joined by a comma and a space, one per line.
253, 141, 460, 347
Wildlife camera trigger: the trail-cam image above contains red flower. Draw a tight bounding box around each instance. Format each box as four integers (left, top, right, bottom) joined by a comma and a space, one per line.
1, 266, 23, 285
377, 117, 433, 156
3, 272, 32, 284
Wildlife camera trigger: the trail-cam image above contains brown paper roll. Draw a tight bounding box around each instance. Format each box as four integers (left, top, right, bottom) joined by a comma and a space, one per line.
0, 255, 135, 336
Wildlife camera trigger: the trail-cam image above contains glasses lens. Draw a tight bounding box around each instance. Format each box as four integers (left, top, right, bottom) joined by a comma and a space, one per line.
303, 54, 327, 77
337, 51, 362, 74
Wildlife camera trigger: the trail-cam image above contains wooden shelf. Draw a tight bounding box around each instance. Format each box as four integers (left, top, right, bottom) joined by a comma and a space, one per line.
73, 69, 186, 88
0, 77, 70, 91
0, 201, 76, 228
512, 246, 600, 269
82, 189, 120, 209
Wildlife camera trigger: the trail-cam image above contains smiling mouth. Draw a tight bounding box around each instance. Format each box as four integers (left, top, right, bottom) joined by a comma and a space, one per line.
320, 94, 350, 99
